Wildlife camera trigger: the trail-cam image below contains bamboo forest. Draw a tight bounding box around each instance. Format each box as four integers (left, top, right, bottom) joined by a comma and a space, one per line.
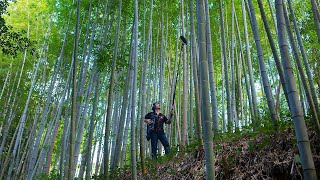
1, 0, 320, 179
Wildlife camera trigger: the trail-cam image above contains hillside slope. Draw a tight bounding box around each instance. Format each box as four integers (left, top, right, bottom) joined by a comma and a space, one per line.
119, 125, 320, 180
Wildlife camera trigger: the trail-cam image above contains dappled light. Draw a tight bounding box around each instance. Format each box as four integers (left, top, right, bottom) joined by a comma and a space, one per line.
0, 0, 320, 179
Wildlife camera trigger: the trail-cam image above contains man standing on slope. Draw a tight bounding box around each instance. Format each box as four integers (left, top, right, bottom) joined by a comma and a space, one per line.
144, 102, 174, 159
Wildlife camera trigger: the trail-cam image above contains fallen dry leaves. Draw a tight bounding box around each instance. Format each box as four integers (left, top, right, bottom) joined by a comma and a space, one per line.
119, 127, 320, 180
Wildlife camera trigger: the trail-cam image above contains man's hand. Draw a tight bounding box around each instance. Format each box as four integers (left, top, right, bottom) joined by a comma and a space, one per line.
170, 107, 174, 116
145, 119, 152, 124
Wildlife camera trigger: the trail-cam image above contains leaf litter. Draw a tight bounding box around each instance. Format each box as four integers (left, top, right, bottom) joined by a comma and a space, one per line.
119, 127, 320, 180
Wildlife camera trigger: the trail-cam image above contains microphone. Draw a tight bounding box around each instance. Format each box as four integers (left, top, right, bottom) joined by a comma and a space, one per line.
180, 36, 188, 45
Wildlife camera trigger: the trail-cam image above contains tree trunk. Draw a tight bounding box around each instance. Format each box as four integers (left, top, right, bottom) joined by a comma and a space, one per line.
311, 0, 320, 42
69, 0, 81, 178
73, 64, 96, 177
139, 0, 152, 174
45, 107, 63, 175
131, 0, 138, 178
204, 0, 219, 132
110, 89, 121, 170
34, 104, 59, 177
85, 73, 100, 180
257, 0, 290, 110
234, 10, 253, 126
189, 0, 202, 142
28, 56, 63, 177
247, 0, 279, 124
60, 86, 71, 180
0, 72, 17, 158
267, 0, 278, 33
0, 62, 11, 100
179, 0, 188, 149
282, 2, 320, 132
0, 119, 19, 180
236, 43, 243, 127
231, 0, 238, 131
94, 105, 107, 176
103, 0, 122, 178
196, 0, 215, 179
242, 0, 259, 124
296, 63, 307, 115
6, 40, 46, 179
288, 0, 319, 113
275, 0, 317, 179
112, 16, 134, 170
219, 0, 231, 130
1, 69, 17, 122
75, 0, 93, 129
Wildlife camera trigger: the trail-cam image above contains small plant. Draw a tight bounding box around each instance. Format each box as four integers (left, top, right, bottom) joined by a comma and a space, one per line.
36, 170, 60, 180
248, 140, 256, 153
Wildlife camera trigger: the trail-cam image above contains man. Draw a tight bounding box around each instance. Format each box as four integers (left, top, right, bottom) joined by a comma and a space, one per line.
144, 102, 173, 159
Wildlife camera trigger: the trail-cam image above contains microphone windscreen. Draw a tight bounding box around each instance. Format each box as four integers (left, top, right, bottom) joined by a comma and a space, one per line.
180, 36, 188, 45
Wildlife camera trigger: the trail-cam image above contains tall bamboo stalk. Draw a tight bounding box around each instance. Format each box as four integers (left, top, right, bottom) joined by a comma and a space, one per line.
282, 1, 320, 132
275, 0, 317, 178
196, 0, 215, 178
131, 0, 138, 178
287, 0, 319, 113
103, 1, 122, 178
242, 0, 259, 124
204, 0, 219, 132
247, 0, 279, 123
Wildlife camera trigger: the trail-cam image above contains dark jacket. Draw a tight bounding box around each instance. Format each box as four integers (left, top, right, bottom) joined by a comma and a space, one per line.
145, 112, 169, 133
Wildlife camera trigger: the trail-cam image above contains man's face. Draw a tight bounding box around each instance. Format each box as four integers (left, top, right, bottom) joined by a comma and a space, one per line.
155, 103, 161, 110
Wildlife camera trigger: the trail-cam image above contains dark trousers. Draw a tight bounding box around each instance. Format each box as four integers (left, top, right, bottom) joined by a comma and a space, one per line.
150, 131, 170, 159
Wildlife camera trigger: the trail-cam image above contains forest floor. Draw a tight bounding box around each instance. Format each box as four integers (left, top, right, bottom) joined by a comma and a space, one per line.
117, 121, 320, 180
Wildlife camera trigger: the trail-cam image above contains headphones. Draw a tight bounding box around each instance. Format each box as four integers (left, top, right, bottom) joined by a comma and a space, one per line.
152, 102, 159, 111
